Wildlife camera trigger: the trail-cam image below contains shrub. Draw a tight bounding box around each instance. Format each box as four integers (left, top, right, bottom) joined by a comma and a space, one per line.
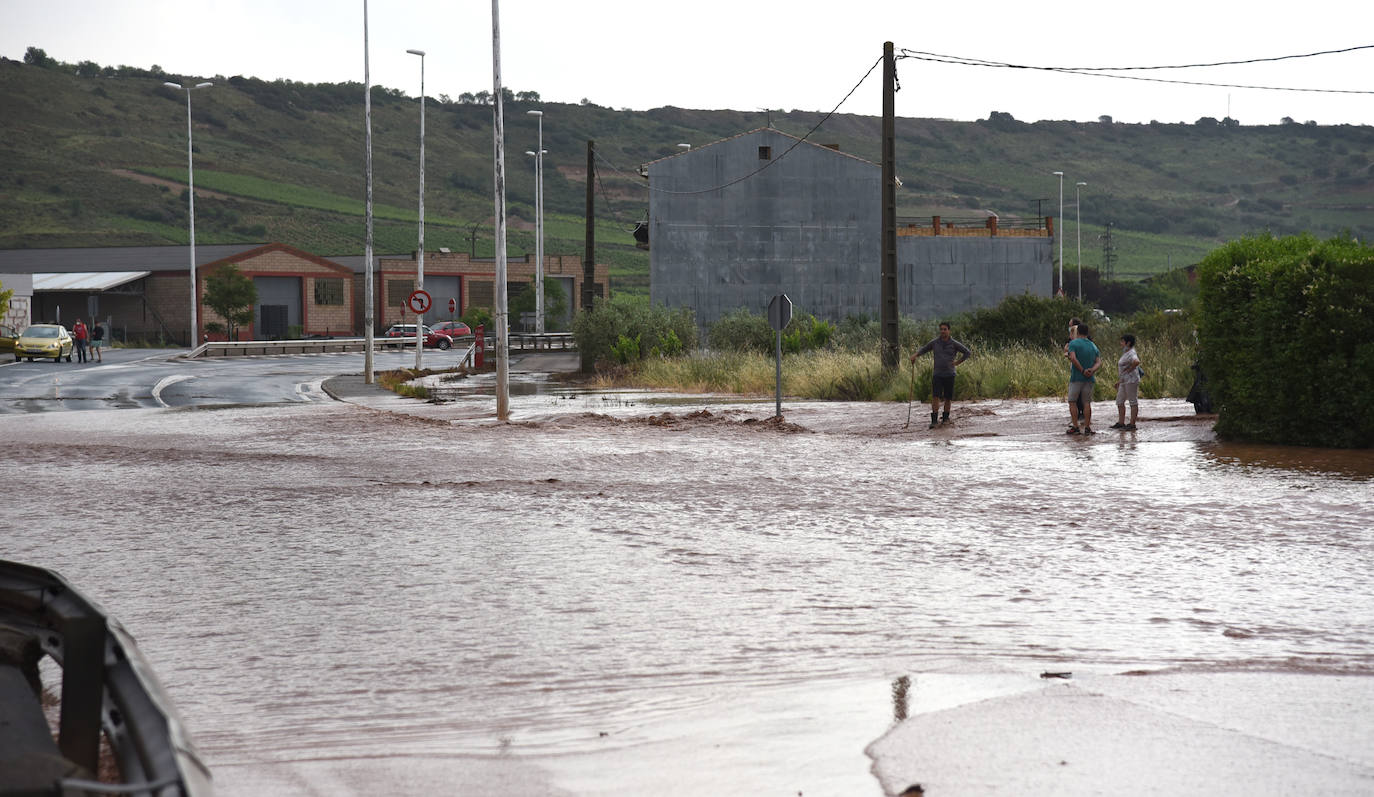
461, 306, 494, 330
959, 293, 1099, 348
1197, 233, 1374, 447
707, 307, 837, 355
572, 295, 697, 369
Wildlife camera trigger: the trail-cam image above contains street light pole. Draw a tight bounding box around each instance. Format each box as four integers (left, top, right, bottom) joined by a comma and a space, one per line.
407, 48, 426, 370
526, 109, 544, 335
1052, 171, 1064, 297
1076, 181, 1087, 302
165, 80, 212, 347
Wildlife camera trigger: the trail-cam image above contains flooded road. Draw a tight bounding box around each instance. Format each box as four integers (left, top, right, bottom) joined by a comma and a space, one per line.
2, 387, 1372, 795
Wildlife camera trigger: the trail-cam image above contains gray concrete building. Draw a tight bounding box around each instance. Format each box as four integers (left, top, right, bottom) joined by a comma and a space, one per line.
645, 128, 1053, 334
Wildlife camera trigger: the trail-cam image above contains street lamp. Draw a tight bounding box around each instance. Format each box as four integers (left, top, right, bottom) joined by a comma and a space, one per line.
165, 80, 213, 347
1075, 181, 1087, 302
526, 109, 544, 335
1052, 171, 1064, 296
407, 48, 426, 369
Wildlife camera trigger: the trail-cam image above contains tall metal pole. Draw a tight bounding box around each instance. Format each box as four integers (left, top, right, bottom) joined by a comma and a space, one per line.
583, 140, 595, 313
408, 49, 426, 370
1075, 181, 1086, 302
362, 0, 375, 383
491, 0, 510, 420
527, 109, 544, 335
1053, 171, 1064, 296
165, 81, 212, 347
880, 42, 898, 370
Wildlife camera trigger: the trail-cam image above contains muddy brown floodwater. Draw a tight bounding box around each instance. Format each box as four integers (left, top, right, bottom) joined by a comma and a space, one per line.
2, 393, 1371, 795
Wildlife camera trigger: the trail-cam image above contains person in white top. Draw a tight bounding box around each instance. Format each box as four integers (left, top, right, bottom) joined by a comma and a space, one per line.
1112, 334, 1142, 430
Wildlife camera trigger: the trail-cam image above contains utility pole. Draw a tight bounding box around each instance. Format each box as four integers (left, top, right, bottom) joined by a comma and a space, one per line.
583, 140, 596, 313
880, 41, 898, 370
362, 0, 375, 383
491, 0, 510, 420
581, 139, 597, 372
1100, 223, 1117, 281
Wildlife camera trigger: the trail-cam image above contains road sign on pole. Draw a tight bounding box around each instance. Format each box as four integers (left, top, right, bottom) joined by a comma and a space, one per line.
407, 289, 432, 315
767, 293, 792, 332
768, 294, 791, 418
448, 297, 457, 315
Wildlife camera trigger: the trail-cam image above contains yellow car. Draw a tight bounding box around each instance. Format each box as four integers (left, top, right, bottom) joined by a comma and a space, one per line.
14, 324, 74, 362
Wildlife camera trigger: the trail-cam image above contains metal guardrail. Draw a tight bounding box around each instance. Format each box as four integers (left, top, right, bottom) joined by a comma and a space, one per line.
185, 332, 576, 358
0, 560, 213, 796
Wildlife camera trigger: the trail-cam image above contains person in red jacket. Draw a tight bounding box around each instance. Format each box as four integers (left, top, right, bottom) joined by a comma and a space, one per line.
72, 318, 89, 363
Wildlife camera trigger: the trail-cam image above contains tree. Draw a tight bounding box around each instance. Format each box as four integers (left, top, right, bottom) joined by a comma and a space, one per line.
23, 47, 53, 68
203, 264, 257, 340
510, 276, 569, 331
0, 278, 12, 320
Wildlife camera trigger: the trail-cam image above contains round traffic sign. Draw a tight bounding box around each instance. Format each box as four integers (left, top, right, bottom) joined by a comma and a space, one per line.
448, 297, 457, 314
407, 289, 432, 315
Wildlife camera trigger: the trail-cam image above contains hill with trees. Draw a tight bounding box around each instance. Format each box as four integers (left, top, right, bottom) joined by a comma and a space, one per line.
3, 47, 1372, 300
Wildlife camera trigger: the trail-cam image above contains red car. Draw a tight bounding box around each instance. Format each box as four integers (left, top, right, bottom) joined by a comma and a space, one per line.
381, 324, 452, 350
430, 320, 473, 338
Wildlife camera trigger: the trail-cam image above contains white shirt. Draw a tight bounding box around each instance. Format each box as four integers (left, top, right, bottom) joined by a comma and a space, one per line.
1118, 348, 1141, 384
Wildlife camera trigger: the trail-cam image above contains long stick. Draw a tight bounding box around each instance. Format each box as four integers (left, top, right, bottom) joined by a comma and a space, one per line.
904, 357, 916, 428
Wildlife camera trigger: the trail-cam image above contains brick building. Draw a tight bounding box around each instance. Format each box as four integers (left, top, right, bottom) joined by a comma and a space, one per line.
374, 251, 608, 332
0, 243, 610, 345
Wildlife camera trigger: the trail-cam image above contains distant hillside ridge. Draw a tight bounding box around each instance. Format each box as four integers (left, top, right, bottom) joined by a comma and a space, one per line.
2, 50, 1371, 295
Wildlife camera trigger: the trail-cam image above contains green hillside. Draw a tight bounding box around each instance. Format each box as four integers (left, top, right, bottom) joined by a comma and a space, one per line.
2, 52, 1371, 297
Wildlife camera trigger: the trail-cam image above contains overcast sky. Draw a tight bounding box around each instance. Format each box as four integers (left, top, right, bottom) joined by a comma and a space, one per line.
3, 0, 1372, 127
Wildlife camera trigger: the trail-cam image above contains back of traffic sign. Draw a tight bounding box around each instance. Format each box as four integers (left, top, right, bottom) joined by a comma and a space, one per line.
768, 294, 792, 332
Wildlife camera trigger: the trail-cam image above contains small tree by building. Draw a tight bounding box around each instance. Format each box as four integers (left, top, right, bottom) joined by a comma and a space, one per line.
203, 264, 257, 340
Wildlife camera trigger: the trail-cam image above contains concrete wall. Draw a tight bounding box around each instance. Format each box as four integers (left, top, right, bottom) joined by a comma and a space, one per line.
647, 128, 1052, 333
899, 236, 1052, 321
649, 129, 881, 330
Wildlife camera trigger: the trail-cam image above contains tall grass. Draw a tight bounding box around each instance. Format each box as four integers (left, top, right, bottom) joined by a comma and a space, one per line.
610, 338, 1197, 402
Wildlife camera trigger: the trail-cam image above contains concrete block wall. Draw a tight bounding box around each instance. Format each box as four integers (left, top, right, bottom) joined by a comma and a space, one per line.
648, 128, 1053, 333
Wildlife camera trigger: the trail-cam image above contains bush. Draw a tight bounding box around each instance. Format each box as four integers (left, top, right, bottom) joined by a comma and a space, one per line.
572, 295, 697, 369
707, 307, 836, 355
461, 306, 494, 330
1197, 233, 1374, 447
958, 293, 1099, 348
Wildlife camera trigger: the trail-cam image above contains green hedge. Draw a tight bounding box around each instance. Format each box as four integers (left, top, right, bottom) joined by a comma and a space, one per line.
572, 295, 697, 368
1197, 233, 1374, 448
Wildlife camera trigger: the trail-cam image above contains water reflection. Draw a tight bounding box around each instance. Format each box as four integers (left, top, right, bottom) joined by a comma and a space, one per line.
1198, 441, 1374, 481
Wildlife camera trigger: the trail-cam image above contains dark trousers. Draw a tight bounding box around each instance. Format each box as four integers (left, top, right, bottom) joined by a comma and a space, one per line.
75, 340, 87, 362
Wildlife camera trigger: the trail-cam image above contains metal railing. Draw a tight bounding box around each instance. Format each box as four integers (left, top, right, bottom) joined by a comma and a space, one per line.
0, 560, 213, 796
184, 332, 576, 358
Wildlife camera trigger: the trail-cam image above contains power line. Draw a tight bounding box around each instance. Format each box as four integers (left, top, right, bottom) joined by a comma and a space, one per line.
594, 54, 886, 195
897, 47, 1374, 94
901, 44, 1374, 72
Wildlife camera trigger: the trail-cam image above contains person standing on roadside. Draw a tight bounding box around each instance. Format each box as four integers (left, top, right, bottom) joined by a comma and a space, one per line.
1064, 318, 1084, 421
89, 319, 105, 363
1066, 323, 1100, 435
910, 321, 973, 429
72, 318, 88, 364
1112, 334, 1142, 430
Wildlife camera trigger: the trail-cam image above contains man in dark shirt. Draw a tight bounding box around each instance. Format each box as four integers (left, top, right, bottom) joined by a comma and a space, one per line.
909, 322, 973, 428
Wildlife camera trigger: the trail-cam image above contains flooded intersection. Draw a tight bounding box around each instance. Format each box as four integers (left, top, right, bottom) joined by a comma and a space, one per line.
2, 386, 1372, 795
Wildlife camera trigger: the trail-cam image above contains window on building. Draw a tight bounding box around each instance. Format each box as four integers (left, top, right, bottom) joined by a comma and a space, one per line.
758, 146, 771, 160
314, 278, 344, 306
387, 279, 414, 308
468, 280, 494, 310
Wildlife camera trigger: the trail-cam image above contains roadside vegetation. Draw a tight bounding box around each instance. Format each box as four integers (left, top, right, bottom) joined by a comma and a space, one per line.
573, 288, 1202, 404
1197, 233, 1373, 448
